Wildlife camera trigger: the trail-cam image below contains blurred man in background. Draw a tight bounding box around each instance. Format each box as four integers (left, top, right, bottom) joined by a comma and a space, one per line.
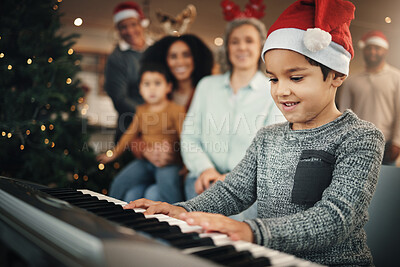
339, 30, 400, 165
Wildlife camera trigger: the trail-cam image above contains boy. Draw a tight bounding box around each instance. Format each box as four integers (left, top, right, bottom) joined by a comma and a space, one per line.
98, 63, 186, 203
124, 0, 385, 265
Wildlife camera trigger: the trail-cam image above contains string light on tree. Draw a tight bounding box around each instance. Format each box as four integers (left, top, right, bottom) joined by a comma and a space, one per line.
0, 53, 4, 58
106, 150, 113, 157
8, 65, 12, 70
66, 78, 72, 84
27, 58, 32, 64
74, 18, 83, 27
68, 48, 74, 55
98, 163, 105, 170
48, 57, 53, 63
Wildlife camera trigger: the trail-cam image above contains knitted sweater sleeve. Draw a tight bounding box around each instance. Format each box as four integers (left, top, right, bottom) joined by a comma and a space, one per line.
176, 128, 260, 215
246, 127, 385, 253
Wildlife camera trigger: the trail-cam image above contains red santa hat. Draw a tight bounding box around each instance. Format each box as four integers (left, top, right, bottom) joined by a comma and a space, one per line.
113, 1, 149, 27
358, 30, 389, 50
262, 0, 355, 75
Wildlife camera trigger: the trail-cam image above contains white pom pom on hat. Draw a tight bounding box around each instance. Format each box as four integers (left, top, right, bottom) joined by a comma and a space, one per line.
303, 28, 332, 52
262, 0, 355, 75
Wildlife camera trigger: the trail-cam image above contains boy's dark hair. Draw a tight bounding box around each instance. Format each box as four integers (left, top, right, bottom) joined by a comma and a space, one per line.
305, 56, 345, 81
305, 56, 331, 81
139, 62, 172, 83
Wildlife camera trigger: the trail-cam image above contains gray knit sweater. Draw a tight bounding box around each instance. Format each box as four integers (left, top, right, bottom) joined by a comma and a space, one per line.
177, 110, 385, 266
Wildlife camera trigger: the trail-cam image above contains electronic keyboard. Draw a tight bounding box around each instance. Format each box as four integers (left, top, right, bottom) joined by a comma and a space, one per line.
0, 176, 325, 267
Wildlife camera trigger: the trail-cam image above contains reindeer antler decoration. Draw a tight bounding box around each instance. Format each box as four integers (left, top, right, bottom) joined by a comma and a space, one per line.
156, 4, 197, 36
221, 0, 265, 21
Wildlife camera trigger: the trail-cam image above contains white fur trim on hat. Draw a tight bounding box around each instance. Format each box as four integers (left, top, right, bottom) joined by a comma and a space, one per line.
113, 9, 140, 24
358, 36, 389, 50
262, 28, 351, 75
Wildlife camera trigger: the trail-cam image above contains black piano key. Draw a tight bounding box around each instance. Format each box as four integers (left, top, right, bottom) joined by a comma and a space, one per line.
40, 188, 75, 193
73, 201, 115, 209
68, 198, 107, 205
132, 221, 170, 229
231, 256, 272, 267
122, 218, 159, 227
192, 245, 236, 258
45, 191, 84, 197
208, 250, 254, 265
229, 259, 268, 267
155, 232, 199, 242
169, 236, 214, 249
104, 212, 145, 222
95, 209, 130, 217
137, 225, 182, 235
84, 206, 119, 213
56, 194, 93, 200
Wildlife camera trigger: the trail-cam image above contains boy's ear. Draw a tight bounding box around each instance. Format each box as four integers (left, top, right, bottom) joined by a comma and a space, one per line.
331, 72, 347, 88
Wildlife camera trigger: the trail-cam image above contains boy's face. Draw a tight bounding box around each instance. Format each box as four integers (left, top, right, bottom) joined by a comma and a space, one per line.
265, 49, 343, 130
139, 71, 172, 105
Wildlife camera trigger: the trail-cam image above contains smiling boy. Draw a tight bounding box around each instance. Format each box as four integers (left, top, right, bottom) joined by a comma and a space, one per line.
124, 0, 385, 265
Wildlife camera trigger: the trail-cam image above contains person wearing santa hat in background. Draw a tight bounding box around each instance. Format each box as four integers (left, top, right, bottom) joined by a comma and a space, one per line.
124, 0, 385, 266
104, 1, 149, 142
339, 30, 400, 166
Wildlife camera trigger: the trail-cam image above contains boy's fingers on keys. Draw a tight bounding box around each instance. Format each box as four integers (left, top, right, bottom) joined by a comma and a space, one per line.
145, 204, 187, 218
123, 198, 161, 209
180, 212, 253, 242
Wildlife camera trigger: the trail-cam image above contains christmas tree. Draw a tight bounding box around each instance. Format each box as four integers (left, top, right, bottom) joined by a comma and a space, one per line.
0, 0, 114, 192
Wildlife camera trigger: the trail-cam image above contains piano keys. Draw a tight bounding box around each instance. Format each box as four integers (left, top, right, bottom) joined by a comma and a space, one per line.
0, 176, 325, 267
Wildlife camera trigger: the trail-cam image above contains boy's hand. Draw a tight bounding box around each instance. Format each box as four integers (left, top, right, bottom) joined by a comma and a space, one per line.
123, 198, 187, 218
96, 153, 114, 164
180, 212, 254, 243
195, 168, 224, 194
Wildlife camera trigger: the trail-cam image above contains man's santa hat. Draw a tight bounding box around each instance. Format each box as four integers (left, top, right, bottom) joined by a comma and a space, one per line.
358, 30, 389, 50
262, 0, 355, 75
113, 1, 149, 27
